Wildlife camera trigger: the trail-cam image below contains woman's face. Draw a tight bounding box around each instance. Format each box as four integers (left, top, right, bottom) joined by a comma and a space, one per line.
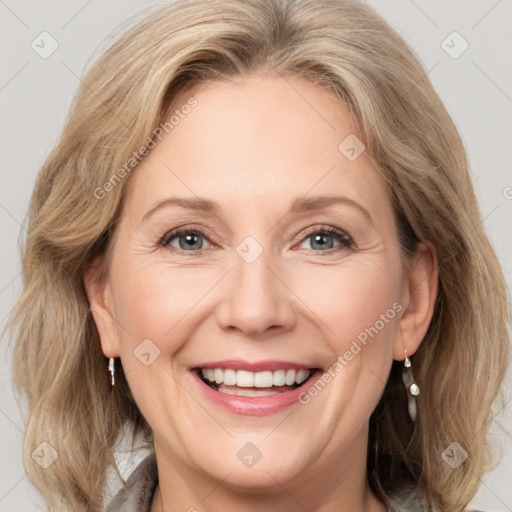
88, 74, 430, 493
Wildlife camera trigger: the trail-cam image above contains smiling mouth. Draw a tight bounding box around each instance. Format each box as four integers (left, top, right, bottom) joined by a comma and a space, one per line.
195, 367, 319, 397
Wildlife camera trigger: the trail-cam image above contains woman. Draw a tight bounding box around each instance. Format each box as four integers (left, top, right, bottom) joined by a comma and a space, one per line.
8, 0, 510, 511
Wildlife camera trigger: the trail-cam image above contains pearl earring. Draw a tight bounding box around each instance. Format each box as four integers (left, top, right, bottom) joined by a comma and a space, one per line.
402, 349, 419, 422
108, 357, 115, 386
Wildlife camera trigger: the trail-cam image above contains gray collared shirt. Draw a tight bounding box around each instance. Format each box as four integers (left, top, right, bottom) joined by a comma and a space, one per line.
104, 452, 486, 512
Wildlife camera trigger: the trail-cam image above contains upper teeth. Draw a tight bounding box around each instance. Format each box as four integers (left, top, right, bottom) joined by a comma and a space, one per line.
201, 368, 312, 388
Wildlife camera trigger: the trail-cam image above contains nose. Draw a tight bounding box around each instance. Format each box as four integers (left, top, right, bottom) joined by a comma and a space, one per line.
214, 245, 298, 337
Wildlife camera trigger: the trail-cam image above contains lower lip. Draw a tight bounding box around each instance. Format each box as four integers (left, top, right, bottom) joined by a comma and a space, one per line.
191, 370, 323, 416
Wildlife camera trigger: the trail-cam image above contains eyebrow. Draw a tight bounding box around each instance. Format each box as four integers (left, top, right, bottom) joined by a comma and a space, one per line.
290, 195, 372, 222
142, 195, 372, 223
143, 197, 220, 221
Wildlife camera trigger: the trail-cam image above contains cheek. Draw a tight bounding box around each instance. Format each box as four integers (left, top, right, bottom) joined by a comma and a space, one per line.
111, 253, 401, 353
108, 260, 211, 416
110, 258, 220, 349
291, 258, 401, 356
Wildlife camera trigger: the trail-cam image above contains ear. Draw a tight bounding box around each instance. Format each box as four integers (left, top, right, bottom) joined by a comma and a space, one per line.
393, 242, 438, 360
83, 260, 120, 358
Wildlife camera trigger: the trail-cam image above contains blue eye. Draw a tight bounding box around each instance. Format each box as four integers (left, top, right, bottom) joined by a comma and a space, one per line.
161, 228, 207, 251
299, 227, 353, 252
160, 225, 353, 255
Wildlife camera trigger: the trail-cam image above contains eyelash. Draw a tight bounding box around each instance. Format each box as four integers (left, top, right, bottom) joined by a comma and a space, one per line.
159, 225, 354, 256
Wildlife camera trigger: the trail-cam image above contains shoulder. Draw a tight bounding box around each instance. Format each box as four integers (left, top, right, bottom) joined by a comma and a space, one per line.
388, 488, 491, 512
388, 487, 429, 512
104, 452, 158, 512
102, 461, 494, 512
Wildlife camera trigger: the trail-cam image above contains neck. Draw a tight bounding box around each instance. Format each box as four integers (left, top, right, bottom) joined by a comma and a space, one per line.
150, 433, 387, 512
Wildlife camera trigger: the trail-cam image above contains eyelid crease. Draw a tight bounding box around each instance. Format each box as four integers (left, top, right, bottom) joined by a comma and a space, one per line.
159, 223, 355, 254
159, 225, 218, 248
295, 225, 353, 245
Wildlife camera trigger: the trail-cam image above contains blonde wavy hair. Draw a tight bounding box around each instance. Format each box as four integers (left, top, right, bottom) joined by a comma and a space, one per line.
7, 0, 510, 510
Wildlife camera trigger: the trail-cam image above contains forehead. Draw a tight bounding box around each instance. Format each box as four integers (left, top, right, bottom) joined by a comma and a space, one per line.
123, 74, 391, 222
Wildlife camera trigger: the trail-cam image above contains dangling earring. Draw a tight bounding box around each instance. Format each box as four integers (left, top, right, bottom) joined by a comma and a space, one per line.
402, 349, 419, 422
108, 357, 115, 386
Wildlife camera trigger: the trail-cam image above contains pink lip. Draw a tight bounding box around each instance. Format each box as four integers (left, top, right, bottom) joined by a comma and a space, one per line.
189, 359, 316, 372
190, 368, 323, 416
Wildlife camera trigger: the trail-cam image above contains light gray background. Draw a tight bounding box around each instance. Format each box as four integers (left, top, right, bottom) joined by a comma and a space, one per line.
1, 0, 511, 510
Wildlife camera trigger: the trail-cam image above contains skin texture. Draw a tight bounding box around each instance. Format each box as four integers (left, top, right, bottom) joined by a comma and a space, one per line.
85, 73, 437, 512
